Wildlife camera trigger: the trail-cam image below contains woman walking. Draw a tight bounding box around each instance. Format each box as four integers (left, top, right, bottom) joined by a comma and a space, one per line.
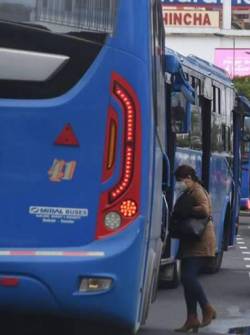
171, 165, 217, 333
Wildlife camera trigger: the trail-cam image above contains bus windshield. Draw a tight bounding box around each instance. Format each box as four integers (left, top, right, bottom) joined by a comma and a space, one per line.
0, 0, 117, 34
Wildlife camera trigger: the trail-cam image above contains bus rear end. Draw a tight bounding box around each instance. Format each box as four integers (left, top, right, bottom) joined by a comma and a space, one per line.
0, 0, 154, 331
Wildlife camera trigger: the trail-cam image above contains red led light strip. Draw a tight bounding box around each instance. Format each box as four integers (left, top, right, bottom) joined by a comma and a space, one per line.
109, 83, 136, 202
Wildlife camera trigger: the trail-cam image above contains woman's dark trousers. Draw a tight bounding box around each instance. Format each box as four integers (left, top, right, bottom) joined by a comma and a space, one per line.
181, 257, 209, 316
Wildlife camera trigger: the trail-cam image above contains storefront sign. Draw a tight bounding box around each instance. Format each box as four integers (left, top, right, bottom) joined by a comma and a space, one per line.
162, 9, 220, 27
214, 49, 250, 77
161, 0, 250, 7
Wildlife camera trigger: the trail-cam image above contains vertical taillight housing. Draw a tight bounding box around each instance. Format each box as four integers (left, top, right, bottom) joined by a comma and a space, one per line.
96, 73, 141, 239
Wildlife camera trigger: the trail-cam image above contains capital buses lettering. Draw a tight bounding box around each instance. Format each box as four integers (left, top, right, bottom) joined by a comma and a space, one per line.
40, 208, 64, 215
29, 206, 89, 223
64, 209, 88, 216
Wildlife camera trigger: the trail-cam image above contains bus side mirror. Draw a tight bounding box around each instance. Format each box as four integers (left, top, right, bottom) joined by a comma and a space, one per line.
171, 91, 191, 134
242, 116, 250, 142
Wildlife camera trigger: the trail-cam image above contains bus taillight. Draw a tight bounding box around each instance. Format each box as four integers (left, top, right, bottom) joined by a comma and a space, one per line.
107, 120, 117, 170
102, 107, 118, 181
96, 73, 141, 239
109, 82, 136, 202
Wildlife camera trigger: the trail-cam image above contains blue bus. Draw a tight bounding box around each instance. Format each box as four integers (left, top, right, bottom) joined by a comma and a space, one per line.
160, 50, 250, 287
0, 0, 173, 332
240, 107, 250, 210
0, 0, 249, 332
240, 155, 250, 210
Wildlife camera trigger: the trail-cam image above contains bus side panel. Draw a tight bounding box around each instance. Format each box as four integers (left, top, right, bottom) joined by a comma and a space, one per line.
175, 149, 202, 181
173, 150, 232, 255
209, 155, 233, 252
240, 162, 250, 209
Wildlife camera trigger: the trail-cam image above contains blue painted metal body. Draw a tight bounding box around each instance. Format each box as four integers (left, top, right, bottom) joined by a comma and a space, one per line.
240, 160, 250, 209
172, 150, 233, 256
0, 219, 145, 326
0, 0, 166, 331
165, 50, 240, 261
239, 97, 250, 209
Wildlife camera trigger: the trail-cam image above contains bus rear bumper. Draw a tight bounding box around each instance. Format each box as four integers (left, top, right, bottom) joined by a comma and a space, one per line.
0, 217, 146, 328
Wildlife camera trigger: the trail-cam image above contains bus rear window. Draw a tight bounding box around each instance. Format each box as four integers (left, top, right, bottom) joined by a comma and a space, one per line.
0, 0, 118, 99
0, 0, 117, 35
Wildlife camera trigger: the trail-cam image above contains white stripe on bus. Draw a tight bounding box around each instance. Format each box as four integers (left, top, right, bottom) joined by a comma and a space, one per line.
0, 251, 105, 257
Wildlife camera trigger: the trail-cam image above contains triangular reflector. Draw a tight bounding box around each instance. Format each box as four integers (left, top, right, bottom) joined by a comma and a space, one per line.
54, 124, 80, 147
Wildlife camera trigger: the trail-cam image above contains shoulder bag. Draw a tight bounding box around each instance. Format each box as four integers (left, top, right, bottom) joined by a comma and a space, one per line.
169, 216, 210, 240
169, 188, 211, 240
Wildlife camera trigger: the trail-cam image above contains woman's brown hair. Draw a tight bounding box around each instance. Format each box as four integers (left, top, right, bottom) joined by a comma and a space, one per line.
174, 165, 200, 183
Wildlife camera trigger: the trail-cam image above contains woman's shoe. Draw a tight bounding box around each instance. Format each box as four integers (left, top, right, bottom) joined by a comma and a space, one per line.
201, 304, 217, 327
174, 314, 200, 333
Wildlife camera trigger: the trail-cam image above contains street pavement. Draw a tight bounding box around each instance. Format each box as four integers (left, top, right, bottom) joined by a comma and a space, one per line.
141, 214, 250, 335
2, 215, 250, 335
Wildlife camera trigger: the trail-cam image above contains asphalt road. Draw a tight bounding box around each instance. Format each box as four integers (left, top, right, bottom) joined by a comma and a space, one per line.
140, 214, 250, 335
2, 215, 250, 335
